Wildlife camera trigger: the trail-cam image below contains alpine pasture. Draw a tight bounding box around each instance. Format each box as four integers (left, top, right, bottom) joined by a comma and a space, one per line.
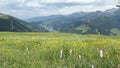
0, 32, 119, 68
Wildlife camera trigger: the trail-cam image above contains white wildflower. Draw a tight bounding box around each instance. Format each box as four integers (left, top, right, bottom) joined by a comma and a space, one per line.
78, 55, 82, 59
60, 50, 63, 58
70, 49, 72, 55
100, 50, 103, 58
92, 64, 94, 68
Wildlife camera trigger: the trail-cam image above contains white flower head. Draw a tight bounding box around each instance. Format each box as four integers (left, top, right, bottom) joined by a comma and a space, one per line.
70, 49, 72, 55
60, 50, 63, 58
92, 64, 94, 68
100, 49, 103, 58
78, 55, 82, 59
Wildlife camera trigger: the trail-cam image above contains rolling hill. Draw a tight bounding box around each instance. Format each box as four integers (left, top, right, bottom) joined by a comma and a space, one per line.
0, 13, 34, 32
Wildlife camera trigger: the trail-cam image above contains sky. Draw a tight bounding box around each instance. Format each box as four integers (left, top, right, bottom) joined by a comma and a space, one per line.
0, 0, 117, 19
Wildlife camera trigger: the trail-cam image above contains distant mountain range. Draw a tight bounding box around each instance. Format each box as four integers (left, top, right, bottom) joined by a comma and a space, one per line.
0, 8, 120, 35
26, 8, 120, 35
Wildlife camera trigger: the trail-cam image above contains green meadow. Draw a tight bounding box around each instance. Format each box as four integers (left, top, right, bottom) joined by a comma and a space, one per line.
0, 32, 119, 68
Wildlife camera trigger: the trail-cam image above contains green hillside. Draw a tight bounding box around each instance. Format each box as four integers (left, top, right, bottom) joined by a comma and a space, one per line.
57, 15, 120, 35
0, 13, 34, 32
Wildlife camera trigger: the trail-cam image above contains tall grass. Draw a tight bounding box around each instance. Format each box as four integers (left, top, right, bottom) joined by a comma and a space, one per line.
0, 32, 119, 68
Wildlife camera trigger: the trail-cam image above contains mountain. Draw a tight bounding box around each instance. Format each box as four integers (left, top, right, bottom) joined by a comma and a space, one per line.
27, 8, 120, 35
0, 13, 34, 32
56, 9, 120, 35
26, 15, 65, 23
26, 15, 66, 32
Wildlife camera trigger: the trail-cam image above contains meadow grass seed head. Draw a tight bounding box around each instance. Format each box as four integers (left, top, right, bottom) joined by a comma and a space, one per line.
97, 48, 99, 50
26, 47, 28, 51
100, 50, 103, 58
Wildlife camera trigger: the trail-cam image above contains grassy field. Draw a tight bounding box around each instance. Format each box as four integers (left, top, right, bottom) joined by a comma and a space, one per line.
0, 32, 120, 68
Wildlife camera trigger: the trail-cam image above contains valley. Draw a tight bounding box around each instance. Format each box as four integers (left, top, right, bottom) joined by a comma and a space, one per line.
0, 0, 120, 68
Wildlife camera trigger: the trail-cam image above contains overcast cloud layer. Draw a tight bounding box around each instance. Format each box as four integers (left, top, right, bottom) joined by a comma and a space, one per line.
0, 0, 117, 19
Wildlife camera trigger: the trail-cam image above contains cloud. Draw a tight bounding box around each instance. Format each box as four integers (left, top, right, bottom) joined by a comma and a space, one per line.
26, 2, 45, 8
41, 0, 97, 3
41, 0, 111, 9
0, 0, 116, 19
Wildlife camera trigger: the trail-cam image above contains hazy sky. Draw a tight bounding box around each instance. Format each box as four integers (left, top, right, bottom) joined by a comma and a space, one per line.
0, 0, 117, 19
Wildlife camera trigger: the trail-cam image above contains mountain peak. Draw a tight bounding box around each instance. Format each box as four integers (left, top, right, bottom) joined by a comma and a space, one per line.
0, 13, 10, 19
